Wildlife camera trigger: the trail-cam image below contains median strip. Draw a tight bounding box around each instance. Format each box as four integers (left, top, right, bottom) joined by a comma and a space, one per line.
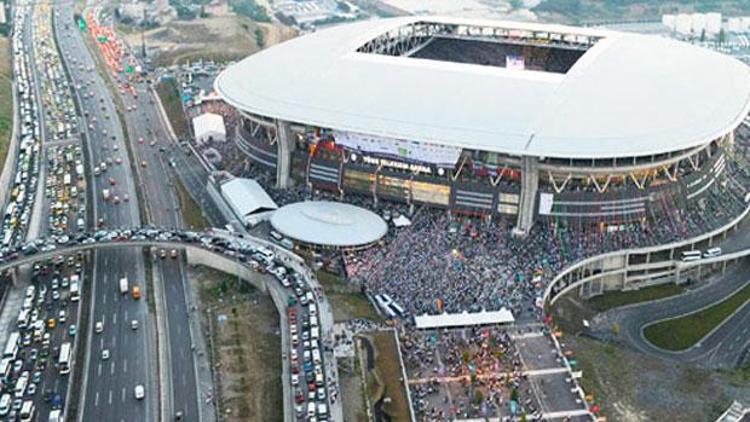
643, 281, 750, 351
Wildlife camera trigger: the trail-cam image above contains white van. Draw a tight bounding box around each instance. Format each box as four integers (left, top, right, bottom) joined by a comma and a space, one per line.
307, 402, 316, 418
309, 304, 317, 317
14, 374, 28, 398
0, 393, 11, 415
311, 327, 319, 341
312, 348, 321, 365
19, 400, 34, 422
703, 247, 722, 258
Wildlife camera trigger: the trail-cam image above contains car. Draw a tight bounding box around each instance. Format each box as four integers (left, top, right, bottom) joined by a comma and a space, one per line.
58, 310, 66, 323
12, 360, 22, 374
131, 320, 139, 330
174, 411, 184, 420
95, 321, 104, 333
170, 249, 177, 258
101, 349, 110, 360
108, 177, 116, 186
68, 325, 77, 337
47, 318, 56, 329
31, 371, 41, 384
159, 249, 166, 259
27, 383, 36, 396
134, 384, 145, 400
291, 374, 299, 386
52, 291, 60, 301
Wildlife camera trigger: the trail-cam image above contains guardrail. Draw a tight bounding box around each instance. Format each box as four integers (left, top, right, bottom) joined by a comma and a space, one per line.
543, 204, 750, 306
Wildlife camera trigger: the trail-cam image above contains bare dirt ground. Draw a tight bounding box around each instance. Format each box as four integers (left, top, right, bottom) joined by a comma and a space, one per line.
339, 356, 368, 422
191, 265, 283, 422
124, 15, 297, 66
568, 335, 750, 422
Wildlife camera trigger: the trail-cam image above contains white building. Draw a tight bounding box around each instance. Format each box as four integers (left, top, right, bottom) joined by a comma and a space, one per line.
192, 112, 226, 145
220, 178, 278, 226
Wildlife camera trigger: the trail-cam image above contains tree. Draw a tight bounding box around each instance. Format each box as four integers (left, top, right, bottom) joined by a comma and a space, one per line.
611, 323, 620, 336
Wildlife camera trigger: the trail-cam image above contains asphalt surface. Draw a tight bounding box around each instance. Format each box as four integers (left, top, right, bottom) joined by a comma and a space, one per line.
590, 259, 750, 369
51, 4, 158, 421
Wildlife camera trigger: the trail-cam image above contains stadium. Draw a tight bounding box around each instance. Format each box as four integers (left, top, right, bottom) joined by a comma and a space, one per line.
215, 16, 750, 235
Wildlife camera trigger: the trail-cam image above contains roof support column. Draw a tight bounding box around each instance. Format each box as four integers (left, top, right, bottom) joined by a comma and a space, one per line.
514, 156, 539, 237
275, 120, 294, 189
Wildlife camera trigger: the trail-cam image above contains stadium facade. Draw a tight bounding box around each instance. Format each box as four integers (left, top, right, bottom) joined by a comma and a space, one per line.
215, 17, 750, 235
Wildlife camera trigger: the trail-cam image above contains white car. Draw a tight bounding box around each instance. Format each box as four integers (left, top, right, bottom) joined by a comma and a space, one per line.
101, 349, 110, 360
95, 321, 104, 333
131, 320, 139, 330
134, 384, 145, 400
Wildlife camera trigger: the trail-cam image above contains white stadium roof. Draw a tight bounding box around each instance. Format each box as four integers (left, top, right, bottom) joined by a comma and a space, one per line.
216, 16, 750, 159
270, 201, 387, 247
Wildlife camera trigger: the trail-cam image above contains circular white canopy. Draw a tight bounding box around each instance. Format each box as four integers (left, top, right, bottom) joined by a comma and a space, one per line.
270, 201, 387, 248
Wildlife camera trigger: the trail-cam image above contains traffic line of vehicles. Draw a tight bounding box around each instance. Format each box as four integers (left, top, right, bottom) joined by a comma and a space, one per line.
4, 2, 43, 253
1, 254, 84, 422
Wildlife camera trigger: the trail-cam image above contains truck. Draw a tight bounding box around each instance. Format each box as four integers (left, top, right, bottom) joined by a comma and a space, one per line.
102, 189, 110, 201
119, 278, 128, 294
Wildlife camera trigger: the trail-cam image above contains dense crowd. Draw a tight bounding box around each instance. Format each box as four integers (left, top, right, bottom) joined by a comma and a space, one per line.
402, 327, 537, 421
345, 147, 750, 318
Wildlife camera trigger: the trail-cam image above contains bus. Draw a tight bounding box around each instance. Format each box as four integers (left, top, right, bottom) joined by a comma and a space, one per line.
680, 250, 702, 262
3, 333, 19, 360
375, 294, 396, 319
69, 277, 80, 302
58, 342, 72, 375
389, 301, 406, 318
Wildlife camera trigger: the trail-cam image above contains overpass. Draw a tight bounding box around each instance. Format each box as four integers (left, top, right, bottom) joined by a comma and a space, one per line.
1, 229, 342, 422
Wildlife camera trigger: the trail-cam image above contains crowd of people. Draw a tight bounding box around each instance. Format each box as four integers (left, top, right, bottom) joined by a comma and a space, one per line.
344, 143, 750, 318
402, 327, 537, 420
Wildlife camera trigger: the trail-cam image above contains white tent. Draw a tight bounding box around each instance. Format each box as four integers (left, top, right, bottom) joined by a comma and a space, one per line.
413, 308, 515, 329
220, 178, 278, 226
193, 112, 226, 145
392, 214, 411, 228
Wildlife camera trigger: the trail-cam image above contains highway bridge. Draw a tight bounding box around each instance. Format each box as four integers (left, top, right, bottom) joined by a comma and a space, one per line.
0, 228, 343, 422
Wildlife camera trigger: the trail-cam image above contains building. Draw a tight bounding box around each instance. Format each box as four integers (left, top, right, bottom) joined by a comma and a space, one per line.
192, 112, 226, 145
215, 16, 750, 235
220, 178, 278, 226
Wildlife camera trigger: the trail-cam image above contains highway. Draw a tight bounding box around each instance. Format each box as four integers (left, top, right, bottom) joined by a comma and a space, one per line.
51, 3, 158, 421
86, 4, 206, 419
589, 259, 750, 369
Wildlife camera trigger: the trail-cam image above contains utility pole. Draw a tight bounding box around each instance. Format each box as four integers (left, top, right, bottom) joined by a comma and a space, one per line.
141, 7, 146, 58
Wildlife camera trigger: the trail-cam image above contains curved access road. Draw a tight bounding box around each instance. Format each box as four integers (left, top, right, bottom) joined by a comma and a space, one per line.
589, 259, 750, 369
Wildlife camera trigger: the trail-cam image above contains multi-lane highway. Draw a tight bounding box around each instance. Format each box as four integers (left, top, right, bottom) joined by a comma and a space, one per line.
82, 4, 205, 419
51, 3, 158, 421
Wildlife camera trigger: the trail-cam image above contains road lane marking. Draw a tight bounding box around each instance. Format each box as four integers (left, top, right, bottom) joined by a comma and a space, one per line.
113, 312, 117, 325
97, 363, 101, 377
111, 361, 115, 375
123, 359, 127, 373
100, 338, 104, 349
121, 387, 126, 403
95, 392, 99, 407
108, 390, 112, 404
124, 310, 128, 320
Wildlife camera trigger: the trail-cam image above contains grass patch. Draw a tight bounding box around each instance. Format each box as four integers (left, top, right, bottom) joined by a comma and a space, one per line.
644, 282, 750, 351
588, 283, 685, 312
155, 78, 190, 141
175, 176, 209, 230
365, 331, 410, 422
316, 270, 381, 322
0, 36, 12, 170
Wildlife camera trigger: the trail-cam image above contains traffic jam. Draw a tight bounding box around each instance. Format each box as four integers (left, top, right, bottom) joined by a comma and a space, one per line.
1, 225, 335, 420
0, 2, 89, 421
